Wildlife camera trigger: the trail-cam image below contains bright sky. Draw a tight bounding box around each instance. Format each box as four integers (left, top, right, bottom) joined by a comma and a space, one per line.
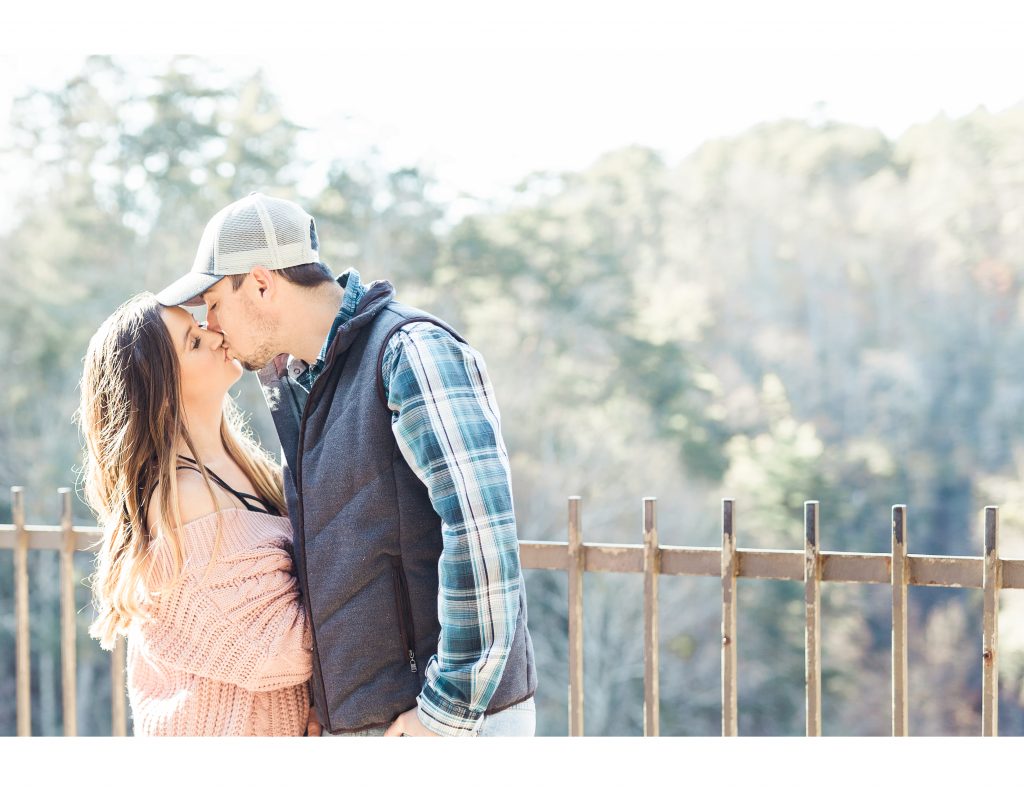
4, 1, 1024, 213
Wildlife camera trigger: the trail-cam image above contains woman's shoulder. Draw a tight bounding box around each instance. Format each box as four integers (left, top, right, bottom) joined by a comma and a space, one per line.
179, 468, 227, 524
146, 468, 233, 530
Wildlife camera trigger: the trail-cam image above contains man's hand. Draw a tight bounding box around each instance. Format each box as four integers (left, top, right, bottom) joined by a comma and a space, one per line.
306, 706, 322, 737
383, 707, 442, 737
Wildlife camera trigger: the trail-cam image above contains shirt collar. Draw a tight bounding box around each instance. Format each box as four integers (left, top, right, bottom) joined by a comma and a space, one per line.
311, 267, 365, 367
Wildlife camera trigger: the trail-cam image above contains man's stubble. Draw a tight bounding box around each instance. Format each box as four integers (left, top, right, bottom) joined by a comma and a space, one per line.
236, 292, 281, 373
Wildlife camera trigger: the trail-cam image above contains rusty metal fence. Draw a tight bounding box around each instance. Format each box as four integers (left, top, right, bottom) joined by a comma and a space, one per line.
0, 486, 1013, 736
518, 496, 1008, 737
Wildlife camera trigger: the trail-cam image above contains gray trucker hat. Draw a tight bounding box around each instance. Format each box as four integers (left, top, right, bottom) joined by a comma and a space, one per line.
156, 191, 320, 307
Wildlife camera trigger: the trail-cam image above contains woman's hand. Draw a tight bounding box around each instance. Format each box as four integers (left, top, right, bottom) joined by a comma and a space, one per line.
306, 706, 322, 736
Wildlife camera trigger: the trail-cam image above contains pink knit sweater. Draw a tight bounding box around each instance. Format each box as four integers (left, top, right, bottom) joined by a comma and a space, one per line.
126, 508, 312, 736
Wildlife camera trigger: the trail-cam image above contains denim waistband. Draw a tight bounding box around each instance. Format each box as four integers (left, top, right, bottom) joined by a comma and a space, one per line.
501, 696, 535, 712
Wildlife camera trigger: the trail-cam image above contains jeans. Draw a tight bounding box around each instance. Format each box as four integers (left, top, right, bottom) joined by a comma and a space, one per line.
476, 697, 535, 737
321, 697, 536, 737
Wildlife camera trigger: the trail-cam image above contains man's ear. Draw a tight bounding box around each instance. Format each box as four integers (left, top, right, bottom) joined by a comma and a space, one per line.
249, 266, 276, 299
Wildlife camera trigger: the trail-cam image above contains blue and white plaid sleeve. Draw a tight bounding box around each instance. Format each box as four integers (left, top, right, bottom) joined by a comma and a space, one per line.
382, 322, 522, 737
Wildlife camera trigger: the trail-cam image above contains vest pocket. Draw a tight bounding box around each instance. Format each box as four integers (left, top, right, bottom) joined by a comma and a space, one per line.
390, 556, 419, 674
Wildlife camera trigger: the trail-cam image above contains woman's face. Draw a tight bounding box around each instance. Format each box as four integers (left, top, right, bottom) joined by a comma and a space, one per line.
160, 306, 242, 404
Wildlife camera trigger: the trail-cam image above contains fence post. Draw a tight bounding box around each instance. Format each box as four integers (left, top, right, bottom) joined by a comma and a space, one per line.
13, 486, 31, 737
567, 496, 584, 736
59, 487, 77, 737
111, 636, 127, 736
721, 499, 738, 736
982, 506, 1000, 736
643, 497, 659, 736
804, 501, 821, 737
891, 505, 909, 737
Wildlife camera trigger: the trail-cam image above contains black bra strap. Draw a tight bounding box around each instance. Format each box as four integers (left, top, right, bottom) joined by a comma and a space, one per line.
177, 455, 280, 516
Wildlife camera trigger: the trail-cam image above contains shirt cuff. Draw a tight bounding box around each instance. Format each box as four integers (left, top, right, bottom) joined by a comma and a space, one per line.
416, 686, 485, 737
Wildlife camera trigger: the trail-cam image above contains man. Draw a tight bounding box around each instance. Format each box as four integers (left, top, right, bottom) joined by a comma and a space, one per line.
156, 192, 537, 736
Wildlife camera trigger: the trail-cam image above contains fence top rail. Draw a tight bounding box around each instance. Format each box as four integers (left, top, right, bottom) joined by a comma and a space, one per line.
0, 523, 105, 551
6, 522, 1024, 590
518, 541, 1023, 589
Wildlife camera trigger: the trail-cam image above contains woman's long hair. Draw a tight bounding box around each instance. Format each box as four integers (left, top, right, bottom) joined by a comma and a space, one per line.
76, 292, 286, 649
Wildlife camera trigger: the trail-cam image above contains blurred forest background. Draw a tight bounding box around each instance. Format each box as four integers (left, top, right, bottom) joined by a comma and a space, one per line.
5, 55, 1024, 736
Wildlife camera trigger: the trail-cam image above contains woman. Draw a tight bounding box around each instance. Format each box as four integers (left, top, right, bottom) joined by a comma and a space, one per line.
77, 292, 313, 736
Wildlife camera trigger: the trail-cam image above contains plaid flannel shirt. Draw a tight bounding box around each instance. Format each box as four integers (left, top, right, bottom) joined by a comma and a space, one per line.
296, 269, 522, 736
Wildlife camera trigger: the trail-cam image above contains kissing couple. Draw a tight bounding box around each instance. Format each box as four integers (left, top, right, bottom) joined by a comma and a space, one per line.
78, 192, 537, 736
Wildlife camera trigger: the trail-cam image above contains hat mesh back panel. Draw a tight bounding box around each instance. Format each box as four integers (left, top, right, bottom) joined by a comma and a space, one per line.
217, 205, 269, 257
266, 202, 305, 247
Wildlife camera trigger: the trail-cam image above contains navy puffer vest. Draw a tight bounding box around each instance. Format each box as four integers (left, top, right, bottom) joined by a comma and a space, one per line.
258, 278, 536, 733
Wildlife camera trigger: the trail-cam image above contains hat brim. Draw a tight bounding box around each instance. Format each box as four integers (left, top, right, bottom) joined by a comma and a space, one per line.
155, 272, 225, 307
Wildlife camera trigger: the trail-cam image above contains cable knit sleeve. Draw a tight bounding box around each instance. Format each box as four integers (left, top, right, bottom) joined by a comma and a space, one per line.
137, 528, 312, 693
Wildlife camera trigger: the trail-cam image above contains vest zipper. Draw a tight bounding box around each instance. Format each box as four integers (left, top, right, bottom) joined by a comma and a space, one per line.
293, 367, 335, 730
390, 556, 419, 673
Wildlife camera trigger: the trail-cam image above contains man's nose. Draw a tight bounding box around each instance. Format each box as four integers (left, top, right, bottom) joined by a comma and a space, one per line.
197, 322, 224, 347
206, 313, 222, 333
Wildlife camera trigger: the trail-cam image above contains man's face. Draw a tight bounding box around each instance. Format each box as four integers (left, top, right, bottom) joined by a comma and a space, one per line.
201, 275, 279, 372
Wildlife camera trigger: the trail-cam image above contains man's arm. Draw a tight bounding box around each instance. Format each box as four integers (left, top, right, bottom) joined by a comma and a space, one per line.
382, 322, 522, 737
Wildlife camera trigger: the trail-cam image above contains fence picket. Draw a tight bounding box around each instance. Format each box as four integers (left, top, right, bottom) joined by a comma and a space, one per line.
13, 487, 30, 737
567, 496, 584, 736
643, 498, 659, 737
891, 505, 908, 737
721, 499, 738, 737
982, 506, 1000, 737
111, 636, 127, 736
804, 501, 821, 737
59, 488, 77, 737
